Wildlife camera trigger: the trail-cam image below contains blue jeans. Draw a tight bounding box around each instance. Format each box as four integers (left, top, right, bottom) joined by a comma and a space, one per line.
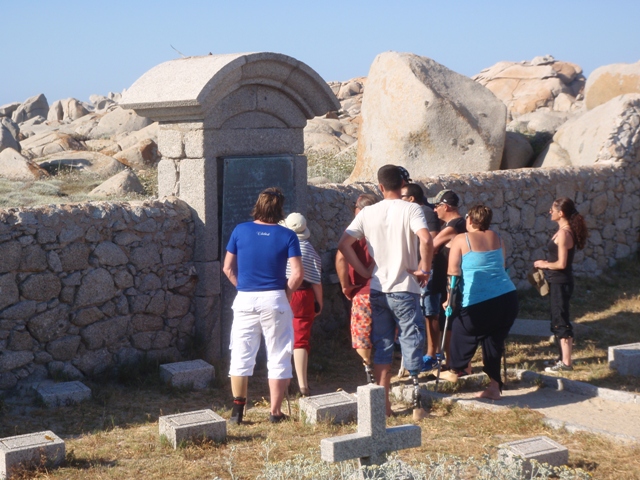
420, 280, 441, 317
370, 290, 425, 372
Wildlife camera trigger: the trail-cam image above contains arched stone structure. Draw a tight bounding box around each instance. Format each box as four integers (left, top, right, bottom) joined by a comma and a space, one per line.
120, 52, 339, 360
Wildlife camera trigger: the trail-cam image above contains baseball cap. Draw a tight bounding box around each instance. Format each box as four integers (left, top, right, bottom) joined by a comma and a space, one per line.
427, 189, 459, 207
397, 166, 412, 183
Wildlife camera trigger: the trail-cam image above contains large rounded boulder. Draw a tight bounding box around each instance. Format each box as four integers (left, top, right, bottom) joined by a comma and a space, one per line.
473, 55, 585, 120
347, 52, 507, 183
534, 94, 640, 167
585, 61, 640, 110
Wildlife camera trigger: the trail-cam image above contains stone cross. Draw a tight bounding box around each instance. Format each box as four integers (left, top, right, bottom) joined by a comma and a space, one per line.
320, 384, 421, 467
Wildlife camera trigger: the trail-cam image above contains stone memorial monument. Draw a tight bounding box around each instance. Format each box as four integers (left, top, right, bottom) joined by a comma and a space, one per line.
321, 384, 421, 467
120, 53, 339, 361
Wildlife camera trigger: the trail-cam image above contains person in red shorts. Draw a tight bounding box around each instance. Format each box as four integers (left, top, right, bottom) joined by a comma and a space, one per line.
335, 193, 380, 384
282, 213, 323, 397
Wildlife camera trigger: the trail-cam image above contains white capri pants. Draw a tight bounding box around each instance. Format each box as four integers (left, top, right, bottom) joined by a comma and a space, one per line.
229, 290, 294, 379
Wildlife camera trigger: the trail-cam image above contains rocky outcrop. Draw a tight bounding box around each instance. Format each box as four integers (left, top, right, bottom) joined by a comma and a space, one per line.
473, 55, 585, 120
89, 169, 145, 197
0, 123, 20, 154
38, 151, 126, 177
348, 52, 506, 183
534, 94, 640, 167
585, 61, 640, 110
508, 110, 571, 136
113, 139, 158, 169
20, 131, 84, 158
12, 94, 49, 124
501, 132, 534, 169
0, 102, 21, 118
0, 148, 49, 180
305, 78, 364, 154
89, 107, 152, 139
47, 98, 91, 123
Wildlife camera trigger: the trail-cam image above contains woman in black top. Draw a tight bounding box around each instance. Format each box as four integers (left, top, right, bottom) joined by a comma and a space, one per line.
534, 197, 588, 373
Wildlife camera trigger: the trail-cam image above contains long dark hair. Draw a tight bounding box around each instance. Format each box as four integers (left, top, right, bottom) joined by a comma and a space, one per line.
554, 197, 588, 250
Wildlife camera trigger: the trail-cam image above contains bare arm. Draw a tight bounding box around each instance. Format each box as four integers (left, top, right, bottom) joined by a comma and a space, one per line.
286, 256, 304, 300
406, 228, 433, 287
433, 226, 458, 250
222, 252, 238, 287
335, 250, 361, 300
338, 231, 372, 279
312, 282, 323, 316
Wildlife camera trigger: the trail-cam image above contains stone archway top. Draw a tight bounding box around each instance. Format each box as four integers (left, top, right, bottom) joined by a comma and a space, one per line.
119, 52, 340, 123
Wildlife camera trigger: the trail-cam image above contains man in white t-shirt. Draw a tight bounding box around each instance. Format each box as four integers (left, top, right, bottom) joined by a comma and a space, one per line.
338, 165, 433, 418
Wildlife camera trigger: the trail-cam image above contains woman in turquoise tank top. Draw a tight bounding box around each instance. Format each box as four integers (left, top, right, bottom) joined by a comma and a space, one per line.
439, 205, 518, 400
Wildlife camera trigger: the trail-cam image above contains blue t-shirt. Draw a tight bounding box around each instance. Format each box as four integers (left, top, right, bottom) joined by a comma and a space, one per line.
226, 222, 301, 292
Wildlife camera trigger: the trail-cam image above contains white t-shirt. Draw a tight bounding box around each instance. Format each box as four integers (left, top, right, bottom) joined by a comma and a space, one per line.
345, 199, 428, 294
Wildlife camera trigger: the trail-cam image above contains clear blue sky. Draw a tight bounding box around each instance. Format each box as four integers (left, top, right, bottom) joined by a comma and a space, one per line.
1, 1, 638, 107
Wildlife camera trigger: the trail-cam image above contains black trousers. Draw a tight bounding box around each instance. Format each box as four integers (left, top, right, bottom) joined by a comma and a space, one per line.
549, 281, 574, 339
450, 291, 519, 390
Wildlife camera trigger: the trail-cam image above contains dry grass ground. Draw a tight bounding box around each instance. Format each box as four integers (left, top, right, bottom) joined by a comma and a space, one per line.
510, 255, 640, 393
0, 167, 158, 208
2, 252, 640, 480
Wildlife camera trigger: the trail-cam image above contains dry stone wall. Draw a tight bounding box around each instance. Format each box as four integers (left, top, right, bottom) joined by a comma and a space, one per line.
0, 198, 196, 392
306, 161, 640, 332
2, 161, 639, 388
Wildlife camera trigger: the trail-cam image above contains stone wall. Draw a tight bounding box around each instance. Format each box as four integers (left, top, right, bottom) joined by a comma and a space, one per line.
1, 161, 639, 389
306, 162, 640, 335
0, 198, 196, 392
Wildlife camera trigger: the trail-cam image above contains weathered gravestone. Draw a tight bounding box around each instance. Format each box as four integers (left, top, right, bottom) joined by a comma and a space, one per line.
299, 390, 357, 424
158, 409, 226, 449
120, 53, 339, 362
321, 384, 421, 467
36, 381, 91, 407
608, 342, 640, 377
498, 436, 568, 474
0, 431, 65, 479
159, 359, 215, 390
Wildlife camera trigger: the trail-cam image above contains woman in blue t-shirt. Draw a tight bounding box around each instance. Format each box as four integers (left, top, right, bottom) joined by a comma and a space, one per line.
222, 187, 303, 424
440, 205, 518, 400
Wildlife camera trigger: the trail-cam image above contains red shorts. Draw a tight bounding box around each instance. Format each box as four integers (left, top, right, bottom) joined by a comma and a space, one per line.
290, 289, 315, 352
350, 293, 372, 349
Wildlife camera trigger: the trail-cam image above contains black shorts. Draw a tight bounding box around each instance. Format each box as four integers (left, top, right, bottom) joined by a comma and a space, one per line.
549, 281, 574, 339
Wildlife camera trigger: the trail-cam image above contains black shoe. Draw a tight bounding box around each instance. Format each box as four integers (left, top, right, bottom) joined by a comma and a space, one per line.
229, 397, 246, 424
269, 413, 288, 423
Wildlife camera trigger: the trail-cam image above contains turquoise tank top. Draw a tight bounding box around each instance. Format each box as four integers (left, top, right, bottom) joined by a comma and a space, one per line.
460, 234, 516, 307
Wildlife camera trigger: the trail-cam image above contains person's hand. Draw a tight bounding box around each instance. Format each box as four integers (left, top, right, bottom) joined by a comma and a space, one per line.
533, 260, 546, 268
285, 286, 293, 303
342, 283, 361, 300
407, 268, 430, 287
366, 261, 376, 278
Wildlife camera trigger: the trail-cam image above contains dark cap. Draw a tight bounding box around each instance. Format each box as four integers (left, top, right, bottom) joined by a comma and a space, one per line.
427, 189, 459, 207
397, 166, 412, 183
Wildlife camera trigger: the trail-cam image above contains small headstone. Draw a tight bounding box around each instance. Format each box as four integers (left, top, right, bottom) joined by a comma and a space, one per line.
159, 409, 226, 449
0, 430, 65, 479
608, 342, 640, 377
498, 436, 568, 474
299, 391, 357, 424
36, 381, 91, 407
159, 359, 215, 390
321, 384, 421, 467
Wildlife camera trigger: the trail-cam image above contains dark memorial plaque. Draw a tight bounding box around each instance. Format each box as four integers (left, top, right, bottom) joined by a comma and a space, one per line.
221, 155, 296, 255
